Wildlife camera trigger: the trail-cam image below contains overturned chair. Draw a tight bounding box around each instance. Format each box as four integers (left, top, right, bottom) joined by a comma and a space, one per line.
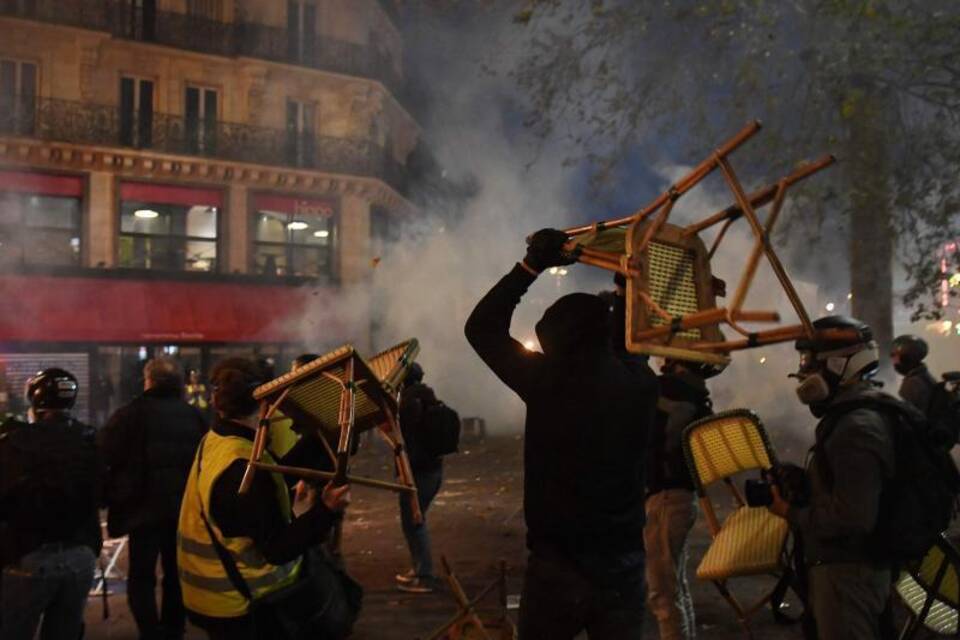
546, 120, 836, 364
238, 339, 423, 523
682, 409, 793, 636
896, 533, 960, 638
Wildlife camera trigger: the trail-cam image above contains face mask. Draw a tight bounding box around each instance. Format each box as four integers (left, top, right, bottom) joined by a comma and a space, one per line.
893, 360, 912, 375
796, 373, 831, 406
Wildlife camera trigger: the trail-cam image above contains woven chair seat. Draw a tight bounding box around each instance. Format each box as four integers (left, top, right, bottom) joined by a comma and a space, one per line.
897, 572, 958, 635
696, 506, 788, 581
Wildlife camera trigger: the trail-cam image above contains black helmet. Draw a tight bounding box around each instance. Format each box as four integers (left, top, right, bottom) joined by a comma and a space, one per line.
892, 334, 928, 370
406, 362, 424, 385
25, 368, 79, 412
794, 316, 878, 384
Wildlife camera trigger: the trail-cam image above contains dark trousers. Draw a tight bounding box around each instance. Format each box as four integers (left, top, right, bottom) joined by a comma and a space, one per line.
398, 466, 443, 578
0, 544, 96, 640
518, 547, 646, 640
127, 521, 185, 640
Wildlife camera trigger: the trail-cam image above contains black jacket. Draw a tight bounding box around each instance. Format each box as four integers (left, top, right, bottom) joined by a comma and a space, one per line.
0, 415, 102, 566
647, 372, 711, 495
207, 418, 339, 565
99, 385, 207, 536
400, 382, 443, 473
465, 264, 658, 554
899, 363, 938, 415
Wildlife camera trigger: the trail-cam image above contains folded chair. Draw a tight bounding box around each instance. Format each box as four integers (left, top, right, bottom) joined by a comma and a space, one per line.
540, 120, 845, 364
682, 409, 792, 637
896, 534, 960, 638
238, 339, 423, 523
423, 557, 516, 640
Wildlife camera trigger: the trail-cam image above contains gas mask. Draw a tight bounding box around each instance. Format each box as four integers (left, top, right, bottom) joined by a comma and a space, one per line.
793, 342, 879, 411
794, 350, 832, 405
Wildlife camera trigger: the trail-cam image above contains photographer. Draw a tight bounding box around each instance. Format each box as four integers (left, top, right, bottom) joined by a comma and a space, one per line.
766, 316, 895, 640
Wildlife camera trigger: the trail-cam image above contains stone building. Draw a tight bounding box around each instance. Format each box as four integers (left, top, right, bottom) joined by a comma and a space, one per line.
0, 0, 418, 420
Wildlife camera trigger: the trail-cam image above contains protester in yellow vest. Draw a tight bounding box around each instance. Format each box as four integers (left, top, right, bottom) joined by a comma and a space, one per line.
185, 369, 209, 412
177, 357, 351, 639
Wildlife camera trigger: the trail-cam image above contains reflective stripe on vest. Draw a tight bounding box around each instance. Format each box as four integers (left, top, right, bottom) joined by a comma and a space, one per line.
177, 432, 301, 617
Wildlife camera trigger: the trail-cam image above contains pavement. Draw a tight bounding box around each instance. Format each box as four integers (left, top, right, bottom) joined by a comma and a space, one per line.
79, 434, 905, 639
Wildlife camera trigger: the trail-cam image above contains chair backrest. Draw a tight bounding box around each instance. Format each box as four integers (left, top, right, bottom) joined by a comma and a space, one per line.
367, 339, 420, 395
911, 535, 960, 608
682, 409, 778, 495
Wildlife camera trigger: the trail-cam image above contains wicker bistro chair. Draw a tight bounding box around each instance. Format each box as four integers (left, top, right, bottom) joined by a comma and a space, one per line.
682, 409, 791, 636
896, 534, 960, 638
238, 339, 423, 523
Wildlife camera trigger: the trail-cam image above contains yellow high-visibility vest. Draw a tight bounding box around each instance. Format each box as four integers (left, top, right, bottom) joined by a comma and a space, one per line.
177, 431, 301, 618
186, 384, 209, 411
268, 412, 300, 459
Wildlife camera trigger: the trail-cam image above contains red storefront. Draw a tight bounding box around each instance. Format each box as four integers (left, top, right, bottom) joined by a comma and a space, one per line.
0, 273, 343, 424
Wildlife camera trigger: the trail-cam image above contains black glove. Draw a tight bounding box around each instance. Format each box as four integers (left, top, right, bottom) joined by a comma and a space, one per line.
523, 228, 577, 273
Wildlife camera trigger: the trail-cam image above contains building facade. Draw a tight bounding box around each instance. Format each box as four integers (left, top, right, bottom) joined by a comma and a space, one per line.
0, 0, 417, 421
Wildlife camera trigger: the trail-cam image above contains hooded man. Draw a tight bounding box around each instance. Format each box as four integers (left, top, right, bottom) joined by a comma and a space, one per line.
465, 228, 658, 640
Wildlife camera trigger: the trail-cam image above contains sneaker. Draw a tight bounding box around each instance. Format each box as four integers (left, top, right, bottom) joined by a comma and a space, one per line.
396, 577, 437, 594
394, 569, 416, 585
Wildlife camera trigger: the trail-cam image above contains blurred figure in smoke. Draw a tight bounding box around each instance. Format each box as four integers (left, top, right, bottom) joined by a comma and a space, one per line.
186, 369, 210, 414
891, 334, 936, 413
99, 357, 206, 640
465, 228, 657, 639
645, 358, 722, 640
394, 362, 455, 594
0, 368, 101, 640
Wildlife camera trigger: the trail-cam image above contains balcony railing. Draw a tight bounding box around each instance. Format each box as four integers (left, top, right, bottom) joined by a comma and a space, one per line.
0, 0, 402, 92
0, 97, 408, 193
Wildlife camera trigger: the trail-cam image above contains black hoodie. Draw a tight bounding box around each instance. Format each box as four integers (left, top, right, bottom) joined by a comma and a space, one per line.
465, 264, 658, 555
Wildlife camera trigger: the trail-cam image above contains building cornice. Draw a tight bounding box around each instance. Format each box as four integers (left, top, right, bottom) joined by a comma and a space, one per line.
0, 136, 416, 215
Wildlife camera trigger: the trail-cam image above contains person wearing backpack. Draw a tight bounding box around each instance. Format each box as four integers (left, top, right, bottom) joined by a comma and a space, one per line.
767, 316, 915, 639
892, 334, 937, 413
0, 368, 102, 640
394, 362, 452, 594
644, 358, 722, 640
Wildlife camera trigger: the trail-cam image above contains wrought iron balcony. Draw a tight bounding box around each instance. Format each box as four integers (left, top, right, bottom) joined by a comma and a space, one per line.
0, 97, 408, 193
0, 0, 402, 92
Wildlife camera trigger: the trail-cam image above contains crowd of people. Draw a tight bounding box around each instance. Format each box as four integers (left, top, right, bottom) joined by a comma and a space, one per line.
0, 226, 957, 640
0, 350, 455, 639
465, 228, 959, 640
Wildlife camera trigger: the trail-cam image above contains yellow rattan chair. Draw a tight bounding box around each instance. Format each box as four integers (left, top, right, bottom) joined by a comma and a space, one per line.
237, 339, 423, 522
896, 534, 960, 638
682, 409, 791, 636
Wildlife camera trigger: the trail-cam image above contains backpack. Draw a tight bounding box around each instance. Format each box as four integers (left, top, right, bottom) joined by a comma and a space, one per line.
421, 401, 461, 458
925, 373, 960, 447
819, 392, 960, 564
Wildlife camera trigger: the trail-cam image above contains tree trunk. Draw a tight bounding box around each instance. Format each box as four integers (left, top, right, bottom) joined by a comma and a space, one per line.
846, 86, 894, 375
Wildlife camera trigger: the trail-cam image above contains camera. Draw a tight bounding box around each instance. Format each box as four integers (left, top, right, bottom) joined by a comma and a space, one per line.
744, 477, 774, 507
743, 463, 810, 508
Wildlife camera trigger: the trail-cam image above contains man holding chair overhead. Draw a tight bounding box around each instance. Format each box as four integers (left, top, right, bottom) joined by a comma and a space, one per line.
465, 228, 658, 639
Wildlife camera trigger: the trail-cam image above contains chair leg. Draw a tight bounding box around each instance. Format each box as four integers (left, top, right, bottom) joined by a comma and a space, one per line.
898, 613, 919, 640
712, 580, 754, 639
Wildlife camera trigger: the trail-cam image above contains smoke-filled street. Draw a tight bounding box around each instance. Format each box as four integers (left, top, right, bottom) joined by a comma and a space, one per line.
83, 434, 818, 640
